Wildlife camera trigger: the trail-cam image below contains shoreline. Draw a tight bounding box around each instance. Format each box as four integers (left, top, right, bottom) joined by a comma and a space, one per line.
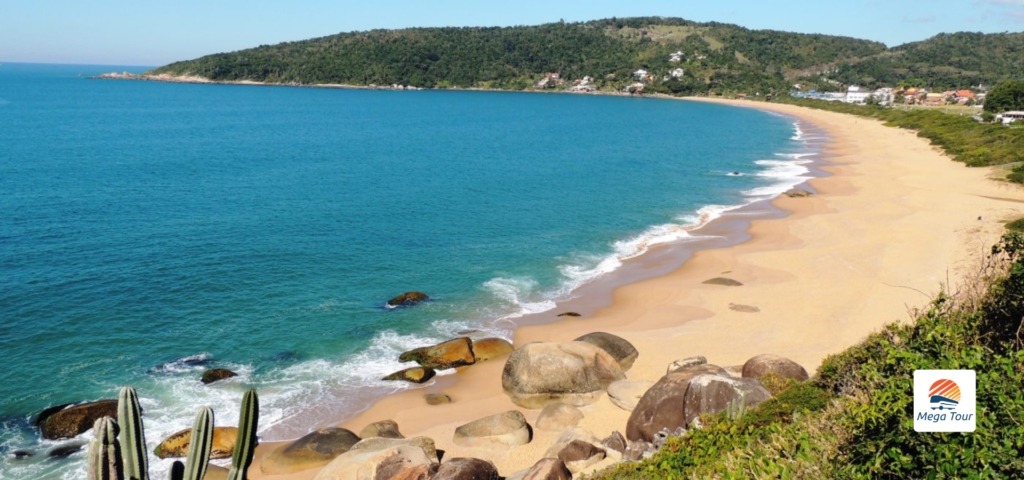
247, 98, 1024, 479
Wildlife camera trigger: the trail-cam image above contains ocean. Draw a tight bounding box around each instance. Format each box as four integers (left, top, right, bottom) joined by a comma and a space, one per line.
0, 63, 818, 479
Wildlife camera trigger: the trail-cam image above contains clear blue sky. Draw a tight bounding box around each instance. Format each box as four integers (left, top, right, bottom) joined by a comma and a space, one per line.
2, 0, 1023, 66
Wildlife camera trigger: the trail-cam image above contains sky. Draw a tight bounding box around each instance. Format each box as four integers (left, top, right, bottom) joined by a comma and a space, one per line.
2, 0, 1023, 66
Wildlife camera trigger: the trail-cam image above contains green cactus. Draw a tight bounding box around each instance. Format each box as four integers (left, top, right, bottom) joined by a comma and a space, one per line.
88, 416, 124, 480
169, 461, 185, 480
226, 389, 259, 480
117, 387, 149, 480
181, 407, 214, 480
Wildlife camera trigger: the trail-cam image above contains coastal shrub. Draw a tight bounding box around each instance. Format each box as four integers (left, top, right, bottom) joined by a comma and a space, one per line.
596, 233, 1024, 479
1005, 217, 1024, 232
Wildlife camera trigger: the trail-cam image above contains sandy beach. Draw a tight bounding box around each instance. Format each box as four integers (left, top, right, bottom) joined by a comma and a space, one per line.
249, 98, 1024, 479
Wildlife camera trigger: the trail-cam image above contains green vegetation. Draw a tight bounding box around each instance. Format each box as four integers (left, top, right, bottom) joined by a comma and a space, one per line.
773, 96, 1024, 182
1005, 217, 1024, 232
984, 80, 1024, 113
595, 232, 1024, 479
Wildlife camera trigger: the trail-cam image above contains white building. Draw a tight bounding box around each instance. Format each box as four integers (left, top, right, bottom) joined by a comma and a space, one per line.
872, 88, 894, 106
670, 68, 685, 78
998, 111, 1024, 125
633, 69, 648, 79
669, 51, 684, 63
844, 86, 872, 104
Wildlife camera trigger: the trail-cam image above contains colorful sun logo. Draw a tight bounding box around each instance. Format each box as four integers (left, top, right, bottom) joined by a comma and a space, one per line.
928, 379, 961, 411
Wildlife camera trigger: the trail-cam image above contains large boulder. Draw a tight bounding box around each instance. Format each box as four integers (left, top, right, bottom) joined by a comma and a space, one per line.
39, 400, 117, 440
535, 404, 583, 432
682, 374, 771, 425
201, 368, 238, 384
600, 431, 627, 455
555, 440, 606, 473
387, 292, 430, 307
471, 338, 514, 363
573, 332, 638, 371
383, 367, 436, 384
606, 380, 654, 412
626, 364, 727, 442
399, 337, 475, 370
514, 458, 572, 480
260, 428, 361, 475
359, 420, 403, 439
502, 342, 626, 409
155, 426, 238, 459
452, 410, 531, 450
741, 354, 810, 382
667, 356, 708, 374
312, 444, 433, 480
388, 463, 440, 480
433, 458, 500, 480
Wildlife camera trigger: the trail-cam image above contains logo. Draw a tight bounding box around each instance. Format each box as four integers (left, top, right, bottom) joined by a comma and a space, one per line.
914, 370, 976, 432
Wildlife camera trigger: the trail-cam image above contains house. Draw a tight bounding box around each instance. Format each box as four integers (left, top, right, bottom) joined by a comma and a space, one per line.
954, 90, 976, 105
535, 73, 565, 89
625, 82, 645, 94
669, 51, 684, 63
633, 69, 648, 79
923, 93, 946, 106
844, 86, 872, 104
670, 68, 685, 79
872, 88, 894, 105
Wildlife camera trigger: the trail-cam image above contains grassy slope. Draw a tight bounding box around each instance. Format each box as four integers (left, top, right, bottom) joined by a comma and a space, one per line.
594, 232, 1024, 479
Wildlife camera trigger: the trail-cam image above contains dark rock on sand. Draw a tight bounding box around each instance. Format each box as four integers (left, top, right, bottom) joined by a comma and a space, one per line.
399, 337, 475, 370
424, 393, 453, 405
39, 399, 117, 440
729, 303, 761, 313
785, 189, 813, 198
702, 277, 743, 286
742, 354, 810, 381
600, 431, 627, 455
359, 419, 403, 439
387, 292, 430, 307
261, 427, 361, 475
433, 457, 500, 480
502, 341, 625, 408
383, 367, 436, 384
626, 364, 727, 442
574, 332, 638, 371
517, 458, 572, 480
682, 374, 770, 425
557, 312, 581, 317
556, 440, 606, 472
201, 368, 238, 384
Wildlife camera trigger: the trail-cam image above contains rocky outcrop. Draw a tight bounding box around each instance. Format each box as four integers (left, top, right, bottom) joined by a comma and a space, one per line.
452, 410, 531, 450
600, 431, 627, 455
433, 458, 500, 480
573, 332, 638, 371
399, 337, 476, 370
155, 426, 238, 459
554, 440, 606, 473
424, 393, 453, 405
535, 404, 584, 432
39, 400, 117, 440
388, 463, 439, 480
359, 420, 403, 439
512, 458, 572, 480
626, 364, 727, 442
261, 428, 361, 475
387, 292, 430, 307
201, 368, 238, 384
682, 374, 770, 425
502, 341, 625, 409
471, 338, 514, 363
701, 277, 743, 286
312, 443, 433, 480
741, 354, 810, 381
607, 380, 654, 412
667, 356, 708, 374
383, 367, 436, 384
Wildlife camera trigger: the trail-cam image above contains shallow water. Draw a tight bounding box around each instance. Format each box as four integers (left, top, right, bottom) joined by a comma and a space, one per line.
0, 63, 813, 478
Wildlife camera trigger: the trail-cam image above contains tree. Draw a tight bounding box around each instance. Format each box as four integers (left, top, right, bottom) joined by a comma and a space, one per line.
984, 80, 1024, 113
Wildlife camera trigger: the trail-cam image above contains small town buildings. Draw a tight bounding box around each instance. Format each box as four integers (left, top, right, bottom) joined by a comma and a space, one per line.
625, 82, 645, 93
670, 68, 685, 78
669, 51, 684, 63
633, 69, 648, 79
923, 93, 946, 106
844, 86, 872, 104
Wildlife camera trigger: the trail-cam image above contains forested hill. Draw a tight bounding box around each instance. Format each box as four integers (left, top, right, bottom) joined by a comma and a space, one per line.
147, 17, 1021, 94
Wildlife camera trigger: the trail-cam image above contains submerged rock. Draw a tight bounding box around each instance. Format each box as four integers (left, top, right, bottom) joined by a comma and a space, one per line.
574, 332, 638, 371
39, 399, 117, 440
742, 354, 810, 381
48, 442, 86, 458
424, 393, 453, 405
200, 368, 238, 384
155, 426, 238, 459
260, 427, 361, 475
399, 337, 475, 370
702, 277, 743, 286
359, 419, 404, 439
387, 292, 430, 307
453, 410, 531, 450
502, 341, 625, 409
383, 367, 436, 384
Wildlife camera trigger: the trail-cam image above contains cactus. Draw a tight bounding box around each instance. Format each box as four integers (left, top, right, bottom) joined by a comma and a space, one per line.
181, 407, 214, 480
117, 387, 149, 480
88, 417, 124, 480
226, 389, 259, 480
169, 461, 185, 480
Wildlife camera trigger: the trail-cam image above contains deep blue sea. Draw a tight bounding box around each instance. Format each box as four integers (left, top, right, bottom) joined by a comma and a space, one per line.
0, 63, 813, 479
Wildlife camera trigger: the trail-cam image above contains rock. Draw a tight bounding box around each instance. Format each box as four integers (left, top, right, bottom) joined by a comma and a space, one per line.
312, 444, 433, 480
452, 410, 531, 450
387, 292, 430, 307
535, 404, 584, 432
12, 450, 34, 460
388, 463, 440, 480
349, 437, 438, 462
383, 367, 436, 384
552, 427, 600, 446
624, 440, 654, 461
723, 365, 744, 378
471, 338, 514, 363
555, 440, 606, 473
514, 458, 572, 480
600, 431, 627, 454
667, 356, 708, 374
39, 399, 117, 440
399, 337, 475, 370
48, 442, 86, 458
742, 354, 810, 381
607, 379, 654, 412
502, 341, 626, 409
34, 403, 72, 427
424, 393, 453, 405
702, 277, 743, 286
556, 312, 581, 317
155, 426, 238, 459
260, 428, 362, 475
201, 368, 238, 384
359, 420, 403, 439
785, 189, 813, 198
728, 303, 761, 313
625, 364, 727, 442
682, 374, 771, 425
573, 332, 638, 371
205, 465, 229, 480
433, 458, 500, 480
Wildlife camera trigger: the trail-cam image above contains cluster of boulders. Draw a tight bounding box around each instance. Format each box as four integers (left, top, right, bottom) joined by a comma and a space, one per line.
382, 336, 515, 389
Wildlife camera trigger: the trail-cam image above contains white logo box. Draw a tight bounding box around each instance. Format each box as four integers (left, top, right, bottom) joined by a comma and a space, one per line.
913, 369, 976, 433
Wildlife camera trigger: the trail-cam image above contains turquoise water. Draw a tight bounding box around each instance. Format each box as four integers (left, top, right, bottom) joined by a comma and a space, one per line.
0, 63, 812, 478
